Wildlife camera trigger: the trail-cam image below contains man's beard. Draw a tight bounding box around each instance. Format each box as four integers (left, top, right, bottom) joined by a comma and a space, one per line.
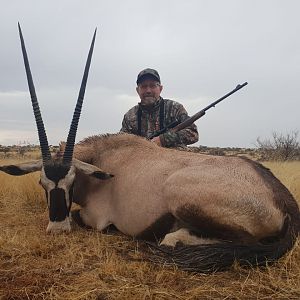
141, 96, 158, 107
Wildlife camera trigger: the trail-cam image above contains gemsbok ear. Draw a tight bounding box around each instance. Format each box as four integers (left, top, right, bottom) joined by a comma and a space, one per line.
0, 160, 43, 176
72, 159, 114, 180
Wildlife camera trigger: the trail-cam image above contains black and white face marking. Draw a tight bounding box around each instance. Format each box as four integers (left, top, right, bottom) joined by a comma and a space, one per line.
39, 161, 76, 233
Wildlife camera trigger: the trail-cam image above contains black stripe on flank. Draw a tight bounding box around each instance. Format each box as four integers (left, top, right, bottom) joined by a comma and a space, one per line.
176, 204, 256, 244
136, 213, 176, 242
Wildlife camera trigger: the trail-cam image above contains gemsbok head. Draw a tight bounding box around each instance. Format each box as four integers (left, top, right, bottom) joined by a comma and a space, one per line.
0, 24, 113, 233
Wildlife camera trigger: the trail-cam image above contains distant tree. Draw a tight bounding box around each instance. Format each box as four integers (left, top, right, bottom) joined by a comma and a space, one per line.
0, 146, 11, 158
256, 130, 300, 161
18, 146, 27, 157
208, 148, 225, 156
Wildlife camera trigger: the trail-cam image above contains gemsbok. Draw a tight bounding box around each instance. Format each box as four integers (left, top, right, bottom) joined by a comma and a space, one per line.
0, 24, 299, 272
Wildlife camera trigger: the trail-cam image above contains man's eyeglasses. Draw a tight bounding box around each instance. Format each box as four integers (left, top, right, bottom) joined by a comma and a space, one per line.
138, 83, 161, 90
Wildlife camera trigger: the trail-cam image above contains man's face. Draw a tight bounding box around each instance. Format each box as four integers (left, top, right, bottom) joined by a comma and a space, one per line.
136, 79, 163, 106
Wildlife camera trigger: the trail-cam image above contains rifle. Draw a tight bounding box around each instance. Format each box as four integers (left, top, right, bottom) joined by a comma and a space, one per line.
149, 82, 248, 139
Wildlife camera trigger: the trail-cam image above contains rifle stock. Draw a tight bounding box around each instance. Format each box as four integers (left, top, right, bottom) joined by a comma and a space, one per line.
171, 110, 206, 133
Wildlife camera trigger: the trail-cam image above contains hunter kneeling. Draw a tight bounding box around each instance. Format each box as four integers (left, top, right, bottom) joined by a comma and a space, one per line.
121, 68, 199, 148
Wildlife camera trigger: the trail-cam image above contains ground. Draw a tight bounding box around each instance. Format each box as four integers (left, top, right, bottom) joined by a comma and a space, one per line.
0, 156, 299, 299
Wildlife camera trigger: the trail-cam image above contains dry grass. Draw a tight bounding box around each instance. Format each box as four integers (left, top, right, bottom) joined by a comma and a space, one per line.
0, 158, 300, 299
263, 161, 300, 202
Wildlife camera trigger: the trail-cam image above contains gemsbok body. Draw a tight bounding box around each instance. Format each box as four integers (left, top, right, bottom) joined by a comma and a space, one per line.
0, 24, 299, 272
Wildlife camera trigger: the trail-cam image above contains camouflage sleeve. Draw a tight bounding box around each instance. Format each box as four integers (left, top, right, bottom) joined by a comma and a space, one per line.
160, 103, 198, 147
120, 114, 132, 133
120, 107, 138, 134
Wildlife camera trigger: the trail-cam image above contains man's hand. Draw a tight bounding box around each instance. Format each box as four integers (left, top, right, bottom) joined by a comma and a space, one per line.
150, 136, 161, 146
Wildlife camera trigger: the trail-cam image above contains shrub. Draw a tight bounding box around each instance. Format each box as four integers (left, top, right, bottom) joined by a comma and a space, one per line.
256, 131, 300, 161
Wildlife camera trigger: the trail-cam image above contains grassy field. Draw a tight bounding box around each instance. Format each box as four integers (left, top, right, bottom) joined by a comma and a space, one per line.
0, 158, 299, 299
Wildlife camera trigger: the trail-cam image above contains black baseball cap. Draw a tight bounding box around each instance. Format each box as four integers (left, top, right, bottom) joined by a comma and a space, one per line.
136, 68, 161, 85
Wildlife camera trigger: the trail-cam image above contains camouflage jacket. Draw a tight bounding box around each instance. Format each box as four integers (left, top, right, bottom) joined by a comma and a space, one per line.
120, 97, 198, 147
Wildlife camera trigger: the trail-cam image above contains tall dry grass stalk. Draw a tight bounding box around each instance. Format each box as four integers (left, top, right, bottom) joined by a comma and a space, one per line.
0, 158, 299, 299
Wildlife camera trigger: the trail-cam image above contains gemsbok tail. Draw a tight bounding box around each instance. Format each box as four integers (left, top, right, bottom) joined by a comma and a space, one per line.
147, 216, 299, 273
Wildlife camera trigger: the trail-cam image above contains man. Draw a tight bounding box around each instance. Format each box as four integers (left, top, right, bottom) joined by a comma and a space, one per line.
121, 68, 198, 147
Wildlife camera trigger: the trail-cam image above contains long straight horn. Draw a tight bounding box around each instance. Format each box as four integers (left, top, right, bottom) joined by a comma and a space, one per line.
18, 23, 51, 164
63, 28, 97, 165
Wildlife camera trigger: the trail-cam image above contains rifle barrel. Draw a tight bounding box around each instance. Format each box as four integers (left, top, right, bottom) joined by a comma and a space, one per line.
172, 82, 248, 133
149, 82, 248, 138
202, 82, 248, 112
